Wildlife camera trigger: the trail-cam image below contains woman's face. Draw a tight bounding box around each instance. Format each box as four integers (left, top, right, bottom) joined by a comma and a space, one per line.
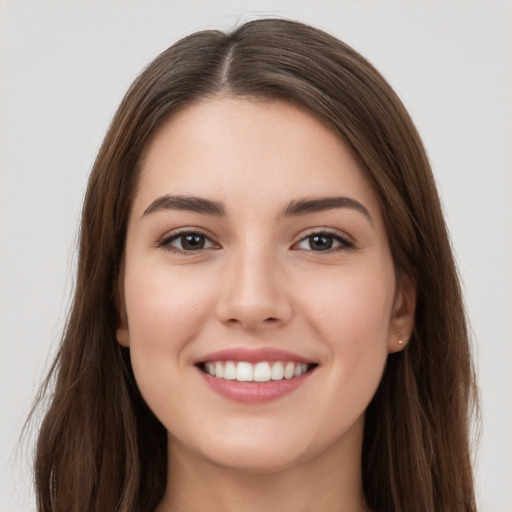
118, 97, 412, 473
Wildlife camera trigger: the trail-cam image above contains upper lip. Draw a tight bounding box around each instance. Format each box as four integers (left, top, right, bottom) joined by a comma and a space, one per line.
194, 347, 316, 364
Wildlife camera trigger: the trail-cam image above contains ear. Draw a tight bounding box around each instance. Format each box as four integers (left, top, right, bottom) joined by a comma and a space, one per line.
115, 271, 130, 347
388, 275, 416, 354
116, 305, 130, 347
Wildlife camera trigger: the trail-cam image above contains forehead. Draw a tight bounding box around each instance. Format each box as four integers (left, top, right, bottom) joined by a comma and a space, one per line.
133, 97, 382, 220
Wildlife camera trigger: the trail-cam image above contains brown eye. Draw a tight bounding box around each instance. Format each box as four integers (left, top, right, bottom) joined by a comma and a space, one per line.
308, 234, 334, 251
179, 234, 206, 250
159, 231, 216, 252
294, 231, 354, 252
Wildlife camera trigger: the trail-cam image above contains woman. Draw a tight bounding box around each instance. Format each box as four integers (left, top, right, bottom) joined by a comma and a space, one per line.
31, 18, 478, 512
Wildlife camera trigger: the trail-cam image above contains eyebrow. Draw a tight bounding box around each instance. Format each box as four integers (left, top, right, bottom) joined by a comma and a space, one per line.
142, 194, 373, 225
280, 196, 373, 225
142, 195, 225, 217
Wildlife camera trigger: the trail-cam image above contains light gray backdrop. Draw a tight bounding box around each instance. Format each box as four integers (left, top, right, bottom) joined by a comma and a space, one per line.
1, 1, 510, 511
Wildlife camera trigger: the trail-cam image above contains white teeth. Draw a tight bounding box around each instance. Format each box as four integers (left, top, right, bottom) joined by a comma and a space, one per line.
253, 362, 271, 382
284, 362, 295, 379
236, 362, 254, 382
271, 362, 284, 380
215, 361, 224, 379
293, 364, 308, 377
223, 361, 237, 380
203, 361, 312, 382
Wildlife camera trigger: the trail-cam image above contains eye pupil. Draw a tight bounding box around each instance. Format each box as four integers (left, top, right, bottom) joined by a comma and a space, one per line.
309, 234, 333, 251
181, 234, 204, 250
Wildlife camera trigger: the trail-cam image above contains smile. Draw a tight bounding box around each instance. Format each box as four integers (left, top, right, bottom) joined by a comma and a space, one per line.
195, 348, 318, 403
200, 360, 315, 382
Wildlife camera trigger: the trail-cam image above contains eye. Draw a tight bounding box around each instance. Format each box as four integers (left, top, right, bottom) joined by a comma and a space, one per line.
294, 231, 354, 252
158, 231, 217, 252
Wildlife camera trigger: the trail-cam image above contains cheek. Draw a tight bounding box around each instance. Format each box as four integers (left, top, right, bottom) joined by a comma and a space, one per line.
297, 262, 394, 394
125, 261, 212, 336
122, 261, 221, 430
123, 261, 215, 380
300, 262, 394, 344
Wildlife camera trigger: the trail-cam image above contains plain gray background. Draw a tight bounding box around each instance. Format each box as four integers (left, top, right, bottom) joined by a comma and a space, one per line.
1, 1, 511, 511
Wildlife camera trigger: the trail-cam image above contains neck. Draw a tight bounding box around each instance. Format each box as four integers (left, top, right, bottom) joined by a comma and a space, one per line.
156, 419, 370, 512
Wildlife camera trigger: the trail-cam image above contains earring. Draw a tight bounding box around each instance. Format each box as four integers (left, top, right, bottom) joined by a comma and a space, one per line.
397, 332, 404, 345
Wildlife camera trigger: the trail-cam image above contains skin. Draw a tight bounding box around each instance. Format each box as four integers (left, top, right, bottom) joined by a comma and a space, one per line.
117, 97, 415, 512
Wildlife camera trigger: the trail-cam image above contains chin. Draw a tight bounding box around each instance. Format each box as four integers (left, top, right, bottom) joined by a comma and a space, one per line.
205, 448, 307, 475
191, 428, 318, 474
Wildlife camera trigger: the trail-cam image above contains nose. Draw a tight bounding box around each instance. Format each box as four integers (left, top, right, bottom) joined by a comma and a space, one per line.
215, 246, 293, 332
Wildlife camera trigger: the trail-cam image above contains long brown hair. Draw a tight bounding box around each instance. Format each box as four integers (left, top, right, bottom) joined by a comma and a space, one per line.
30, 18, 478, 511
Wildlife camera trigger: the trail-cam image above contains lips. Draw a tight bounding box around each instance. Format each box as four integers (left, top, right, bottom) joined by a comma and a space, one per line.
195, 347, 318, 403
195, 346, 315, 364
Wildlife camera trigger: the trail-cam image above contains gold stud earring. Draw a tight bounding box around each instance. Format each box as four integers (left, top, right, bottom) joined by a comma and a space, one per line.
397, 332, 404, 345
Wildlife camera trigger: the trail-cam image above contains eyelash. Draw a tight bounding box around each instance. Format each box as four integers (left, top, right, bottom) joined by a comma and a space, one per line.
293, 228, 355, 252
157, 228, 355, 254
157, 230, 217, 254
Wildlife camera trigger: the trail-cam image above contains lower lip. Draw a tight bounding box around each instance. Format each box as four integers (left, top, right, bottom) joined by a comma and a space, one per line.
197, 367, 315, 404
